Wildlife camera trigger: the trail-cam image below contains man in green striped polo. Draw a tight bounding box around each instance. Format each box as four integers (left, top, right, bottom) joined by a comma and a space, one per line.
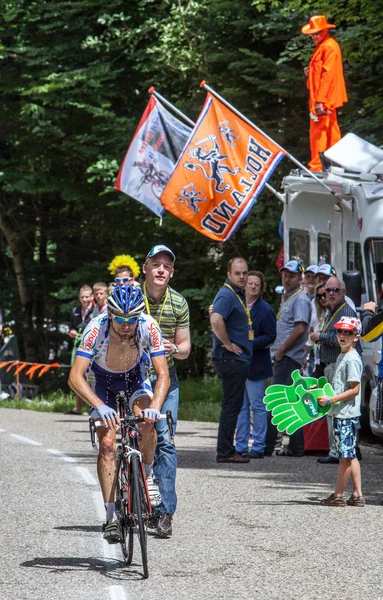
142, 245, 191, 538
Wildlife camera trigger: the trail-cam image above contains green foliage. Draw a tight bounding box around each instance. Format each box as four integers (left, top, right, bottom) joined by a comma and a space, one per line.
0, 0, 382, 374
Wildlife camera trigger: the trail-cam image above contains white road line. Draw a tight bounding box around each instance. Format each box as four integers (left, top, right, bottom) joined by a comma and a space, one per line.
93, 490, 106, 520
10, 434, 42, 446
0, 428, 5, 432
76, 466, 97, 485
46, 448, 77, 462
92, 491, 118, 562
109, 585, 127, 600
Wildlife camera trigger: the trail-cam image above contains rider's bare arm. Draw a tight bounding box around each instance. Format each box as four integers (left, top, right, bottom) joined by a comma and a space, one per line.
149, 354, 170, 411
162, 326, 191, 360
68, 356, 114, 412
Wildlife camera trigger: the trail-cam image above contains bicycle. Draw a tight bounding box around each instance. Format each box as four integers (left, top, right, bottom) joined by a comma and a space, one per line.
89, 392, 174, 578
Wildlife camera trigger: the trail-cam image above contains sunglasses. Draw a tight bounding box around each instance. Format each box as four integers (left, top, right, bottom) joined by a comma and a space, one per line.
111, 313, 138, 325
325, 287, 341, 293
336, 329, 356, 336
316, 292, 327, 299
115, 277, 132, 284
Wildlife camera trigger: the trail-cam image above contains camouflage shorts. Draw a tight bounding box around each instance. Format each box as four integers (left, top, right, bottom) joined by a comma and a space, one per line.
333, 417, 360, 459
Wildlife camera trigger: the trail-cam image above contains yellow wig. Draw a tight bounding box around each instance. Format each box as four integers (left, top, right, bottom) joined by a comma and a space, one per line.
108, 254, 140, 278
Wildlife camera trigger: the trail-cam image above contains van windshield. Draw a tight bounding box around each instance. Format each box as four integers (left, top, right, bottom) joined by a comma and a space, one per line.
365, 239, 383, 304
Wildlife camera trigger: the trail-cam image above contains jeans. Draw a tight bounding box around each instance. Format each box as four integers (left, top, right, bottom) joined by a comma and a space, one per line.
213, 359, 249, 458
235, 379, 267, 453
265, 355, 304, 454
151, 369, 179, 516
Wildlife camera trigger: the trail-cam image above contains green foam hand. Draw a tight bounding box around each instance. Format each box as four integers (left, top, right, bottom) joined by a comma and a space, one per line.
263, 371, 335, 434
263, 369, 327, 412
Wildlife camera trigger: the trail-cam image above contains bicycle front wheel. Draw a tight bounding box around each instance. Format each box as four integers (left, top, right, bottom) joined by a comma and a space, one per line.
131, 455, 150, 578
115, 448, 133, 564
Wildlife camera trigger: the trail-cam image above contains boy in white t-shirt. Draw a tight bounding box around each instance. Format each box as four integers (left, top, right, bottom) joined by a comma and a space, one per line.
318, 316, 365, 507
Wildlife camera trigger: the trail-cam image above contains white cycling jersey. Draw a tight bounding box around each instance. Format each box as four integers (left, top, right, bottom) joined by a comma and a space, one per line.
76, 313, 165, 373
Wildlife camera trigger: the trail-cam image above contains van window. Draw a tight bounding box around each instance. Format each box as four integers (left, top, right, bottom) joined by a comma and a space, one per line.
289, 228, 309, 267
347, 241, 363, 271
318, 234, 331, 265
365, 238, 383, 303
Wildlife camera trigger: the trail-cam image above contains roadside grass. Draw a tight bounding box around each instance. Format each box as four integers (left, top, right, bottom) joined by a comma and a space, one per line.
0, 378, 222, 422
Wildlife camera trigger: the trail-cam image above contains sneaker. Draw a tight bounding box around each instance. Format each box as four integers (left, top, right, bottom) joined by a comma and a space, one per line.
102, 518, 123, 544
347, 494, 366, 507
146, 476, 162, 508
243, 450, 264, 459
156, 513, 172, 538
319, 493, 347, 507
276, 446, 304, 457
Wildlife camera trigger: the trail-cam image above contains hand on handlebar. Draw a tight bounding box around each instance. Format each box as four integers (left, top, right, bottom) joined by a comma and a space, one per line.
95, 404, 120, 429
141, 408, 161, 423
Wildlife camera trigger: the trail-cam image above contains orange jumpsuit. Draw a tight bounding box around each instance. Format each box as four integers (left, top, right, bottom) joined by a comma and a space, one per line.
307, 36, 348, 171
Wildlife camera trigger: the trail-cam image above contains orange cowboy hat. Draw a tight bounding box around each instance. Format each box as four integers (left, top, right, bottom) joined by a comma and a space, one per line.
302, 15, 336, 35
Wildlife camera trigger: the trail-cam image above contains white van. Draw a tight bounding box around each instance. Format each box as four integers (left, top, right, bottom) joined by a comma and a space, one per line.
281, 133, 383, 437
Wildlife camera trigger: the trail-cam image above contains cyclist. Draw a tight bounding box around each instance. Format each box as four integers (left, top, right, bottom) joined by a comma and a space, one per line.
68, 284, 170, 544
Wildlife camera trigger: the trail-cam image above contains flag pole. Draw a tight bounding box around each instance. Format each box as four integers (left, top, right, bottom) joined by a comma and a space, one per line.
200, 80, 342, 200
265, 183, 286, 203
148, 87, 195, 128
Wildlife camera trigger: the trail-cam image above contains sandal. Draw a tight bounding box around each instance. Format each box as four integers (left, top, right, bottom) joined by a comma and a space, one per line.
347, 494, 366, 507
320, 493, 347, 507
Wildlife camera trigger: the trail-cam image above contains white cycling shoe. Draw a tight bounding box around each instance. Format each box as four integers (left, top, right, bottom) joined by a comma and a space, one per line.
146, 476, 161, 508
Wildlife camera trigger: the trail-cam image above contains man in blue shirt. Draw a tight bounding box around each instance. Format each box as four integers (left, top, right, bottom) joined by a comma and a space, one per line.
211, 257, 252, 463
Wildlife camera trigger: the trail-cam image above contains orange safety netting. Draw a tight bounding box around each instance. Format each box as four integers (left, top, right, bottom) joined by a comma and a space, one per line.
0, 361, 62, 380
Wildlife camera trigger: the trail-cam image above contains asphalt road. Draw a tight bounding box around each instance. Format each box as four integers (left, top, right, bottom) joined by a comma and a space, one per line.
1, 408, 383, 600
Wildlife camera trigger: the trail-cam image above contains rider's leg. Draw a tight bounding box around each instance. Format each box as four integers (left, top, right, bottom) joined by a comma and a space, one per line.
132, 394, 157, 466
96, 425, 117, 504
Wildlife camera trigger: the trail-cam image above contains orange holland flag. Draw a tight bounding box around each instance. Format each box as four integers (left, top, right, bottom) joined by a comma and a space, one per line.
160, 93, 286, 242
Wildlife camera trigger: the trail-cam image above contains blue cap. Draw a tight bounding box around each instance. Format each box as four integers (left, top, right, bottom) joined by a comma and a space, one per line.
280, 260, 303, 274
304, 264, 319, 275
146, 245, 176, 262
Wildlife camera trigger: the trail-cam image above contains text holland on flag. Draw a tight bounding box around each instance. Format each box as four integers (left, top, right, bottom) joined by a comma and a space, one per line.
115, 96, 192, 217
160, 93, 286, 241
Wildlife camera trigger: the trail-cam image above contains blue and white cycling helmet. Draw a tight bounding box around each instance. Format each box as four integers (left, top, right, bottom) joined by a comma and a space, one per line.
107, 284, 145, 316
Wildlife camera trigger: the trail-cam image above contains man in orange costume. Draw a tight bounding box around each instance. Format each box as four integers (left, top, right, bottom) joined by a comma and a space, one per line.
302, 15, 348, 172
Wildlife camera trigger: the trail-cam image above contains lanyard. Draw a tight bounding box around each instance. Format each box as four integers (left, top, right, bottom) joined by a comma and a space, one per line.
224, 283, 254, 340
143, 282, 169, 328
276, 289, 301, 320
322, 302, 347, 333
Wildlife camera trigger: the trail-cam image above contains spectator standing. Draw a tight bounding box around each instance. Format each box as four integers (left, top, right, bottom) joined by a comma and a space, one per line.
235, 271, 276, 458
303, 265, 318, 299
303, 282, 329, 376
310, 276, 361, 463
108, 254, 140, 286
318, 317, 364, 507
316, 264, 356, 310
302, 15, 348, 172
211, 258, 252, 464
265, 260, 312, 457
92, 282, 108, 317
142, 245, 191, 538
66, 285, 94, 415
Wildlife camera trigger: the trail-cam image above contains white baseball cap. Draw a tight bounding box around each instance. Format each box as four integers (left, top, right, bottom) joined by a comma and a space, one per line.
317, 264, 336, 276
146, 245, 176, 262
304, 265, 319, 275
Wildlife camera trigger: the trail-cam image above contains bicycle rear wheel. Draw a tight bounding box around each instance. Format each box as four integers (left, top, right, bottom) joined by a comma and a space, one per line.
115, 448, 133, 564
131, 455, 150, 578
